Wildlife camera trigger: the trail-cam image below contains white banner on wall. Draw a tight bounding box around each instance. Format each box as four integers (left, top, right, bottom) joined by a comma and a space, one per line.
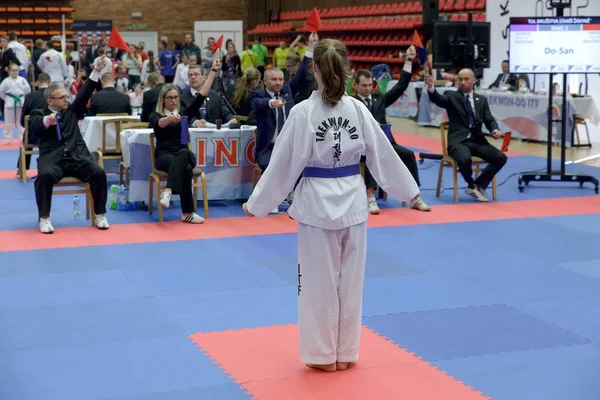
485, 0, 600, 143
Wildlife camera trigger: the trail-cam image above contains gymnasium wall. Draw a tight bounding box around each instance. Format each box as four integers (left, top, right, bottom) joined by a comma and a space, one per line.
71, 0, 248, 42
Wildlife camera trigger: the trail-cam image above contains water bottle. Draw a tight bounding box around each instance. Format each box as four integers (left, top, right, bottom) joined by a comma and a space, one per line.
73, 195, 81, 219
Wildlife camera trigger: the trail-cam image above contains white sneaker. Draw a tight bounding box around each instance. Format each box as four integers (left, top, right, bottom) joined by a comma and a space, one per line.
478, 187, 490, 201
95, 214, 110, 229
182, 213, 204, 224
368, 199, 380, 214
465, 187, 489, 202
39, 218, 54, 234
159, 191, 171, 208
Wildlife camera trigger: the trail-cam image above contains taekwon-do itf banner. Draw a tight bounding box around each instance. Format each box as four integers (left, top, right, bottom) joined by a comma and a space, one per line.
123, 127, 257, 202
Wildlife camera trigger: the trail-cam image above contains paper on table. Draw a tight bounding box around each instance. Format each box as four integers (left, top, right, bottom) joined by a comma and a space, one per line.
204, 120, 232, 128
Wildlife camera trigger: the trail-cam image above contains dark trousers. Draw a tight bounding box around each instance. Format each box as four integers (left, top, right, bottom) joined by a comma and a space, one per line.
256, 144, 274, 172
35, 155, 108, 219
156, 148, 196, 214
17, 153, 32, 170
363, 144, 421, 190
448, 136, 507, 189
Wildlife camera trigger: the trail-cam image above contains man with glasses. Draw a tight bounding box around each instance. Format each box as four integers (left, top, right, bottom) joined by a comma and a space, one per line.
28, 57, 110, 234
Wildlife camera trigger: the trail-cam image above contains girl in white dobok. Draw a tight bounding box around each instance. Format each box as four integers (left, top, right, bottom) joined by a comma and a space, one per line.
0, 63, 31, 144
242, 37, 420, 372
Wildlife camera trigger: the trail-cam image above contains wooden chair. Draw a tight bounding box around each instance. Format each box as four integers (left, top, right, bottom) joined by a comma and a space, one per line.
119, 122, 151, 186
234, 115, 249, 122
147, 132, 209, 222
18, 115, 39, 183
52, 177, 95, 227
435, 122, 497, 202
572, 115, 591, 147
252, 129, 262, 187
96, 113, 129, 117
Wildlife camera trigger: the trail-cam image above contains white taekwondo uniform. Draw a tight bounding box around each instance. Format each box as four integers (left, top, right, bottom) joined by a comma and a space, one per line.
246, 91, 419, 365
0, 74, 31, 142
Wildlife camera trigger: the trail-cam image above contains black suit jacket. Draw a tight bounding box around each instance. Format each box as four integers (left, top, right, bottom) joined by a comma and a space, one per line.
428, 89, 498, 146
88, 87, 132, 116
180, 89, 233, 125
84, 46, 99, 71
0, 48, 20, 81
490, 73, 518, 91
29, 76, 101, 163
248, 83, 294, 162
20, 88, 48, 143
140, 83, 164, 123
353, 69, 412, 145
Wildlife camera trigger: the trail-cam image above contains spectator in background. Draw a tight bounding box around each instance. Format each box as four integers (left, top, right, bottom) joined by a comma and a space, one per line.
141, 50, 159, 84
201, 37, 215, 70
227, 67, 261, 125
115, 66, 132, 93
84, 36, 100, 73
32, 39, 46, 79
273, 40, 290, 79
0, 63, 31, 144
121, 45, 142, 86
173, 53, 189, 91
7, 32, 28, 78
252, 37, 269, 75
289, 35, 307, 59
136, 41, 148, 62
1, 36, 20, 82
239, 43, 258, 73
158, 40, 174, 83
221, 41, 241, 93
93, 47, 113, 75
181, 33, 201, 60
38, 41, 69, 85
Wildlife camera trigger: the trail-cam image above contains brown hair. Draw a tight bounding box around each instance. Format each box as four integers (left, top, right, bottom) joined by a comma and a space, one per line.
312, 38, 350, 106
147, 50, 156, 73
354, 69, 372, 83
232, 68, 261, 108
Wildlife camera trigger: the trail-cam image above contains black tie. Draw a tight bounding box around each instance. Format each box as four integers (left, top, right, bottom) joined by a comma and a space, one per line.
275, 93, 285, 134
465, 94, 476, 127
365, 98, 372, 112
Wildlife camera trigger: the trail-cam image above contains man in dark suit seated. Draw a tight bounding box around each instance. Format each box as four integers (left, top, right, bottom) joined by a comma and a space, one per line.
88, 72, 132, 116
180, 64, 236, 127
140, 72, 164, 122
489, 60, 519, 91
425, 68, 507, 202
353, 45, 430, 213
29, 57, 110, 234
17, 72, 51, 172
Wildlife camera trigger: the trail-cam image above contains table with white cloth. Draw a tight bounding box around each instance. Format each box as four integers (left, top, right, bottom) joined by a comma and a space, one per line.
120, 127, 257, 202
385, 81, 424, 119
415, 88, 600, 146
81, 115, 141, 151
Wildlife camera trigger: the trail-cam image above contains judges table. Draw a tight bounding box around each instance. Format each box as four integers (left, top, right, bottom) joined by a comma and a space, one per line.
120, 127, 257, 202
81, 115, 141, 151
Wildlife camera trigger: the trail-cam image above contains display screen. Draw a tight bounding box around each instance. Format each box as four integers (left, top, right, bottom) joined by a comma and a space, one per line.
509, 16, 600, 74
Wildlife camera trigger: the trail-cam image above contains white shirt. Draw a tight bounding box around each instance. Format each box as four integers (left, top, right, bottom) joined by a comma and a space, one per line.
247, 92, 419, 230
0, 75, 31, 107
8, 40, 28, 71
174, 64, 189, 90
38, 49, 69, 83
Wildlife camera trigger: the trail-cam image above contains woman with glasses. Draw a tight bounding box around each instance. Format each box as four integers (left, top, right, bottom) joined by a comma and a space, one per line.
149, 58, 221, 224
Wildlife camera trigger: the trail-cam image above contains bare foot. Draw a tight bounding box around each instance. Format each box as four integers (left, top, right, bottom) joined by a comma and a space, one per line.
336, 362, 350, 371
307, 363, 337, 372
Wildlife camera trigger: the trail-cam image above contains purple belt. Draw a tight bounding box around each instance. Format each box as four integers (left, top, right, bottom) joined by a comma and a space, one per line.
302, 164, 360, 178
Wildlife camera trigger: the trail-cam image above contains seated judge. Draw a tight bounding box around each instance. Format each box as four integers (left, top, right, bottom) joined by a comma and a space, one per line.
180, 64, 236, 127
425, 68, 507, 202
353, 45, 430, 213
149, 59, 221, 224
88, 72, 132, 115
29, 56, 111, 234
18, 72, 51, 171
489, 60, 518, 91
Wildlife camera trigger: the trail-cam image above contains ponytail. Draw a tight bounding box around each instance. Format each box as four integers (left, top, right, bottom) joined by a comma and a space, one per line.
148, 50, 156, 73
232, 67, 261, 108
313, 39, 350, 106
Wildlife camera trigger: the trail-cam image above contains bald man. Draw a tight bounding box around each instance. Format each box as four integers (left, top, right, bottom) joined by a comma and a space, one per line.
425, 69, 506, 202
88, 72, 132, 116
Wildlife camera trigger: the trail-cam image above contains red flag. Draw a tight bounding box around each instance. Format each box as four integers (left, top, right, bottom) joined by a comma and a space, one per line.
211, 35, 224, 55
107, 27, 129, 52
304, 8, 322, 33
412, 29, 427, 66
501, 132, 512, 152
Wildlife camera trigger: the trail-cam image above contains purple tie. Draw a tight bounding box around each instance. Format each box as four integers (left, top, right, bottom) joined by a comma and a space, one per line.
55, 112, 62, 140
180, 115, 190, 145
